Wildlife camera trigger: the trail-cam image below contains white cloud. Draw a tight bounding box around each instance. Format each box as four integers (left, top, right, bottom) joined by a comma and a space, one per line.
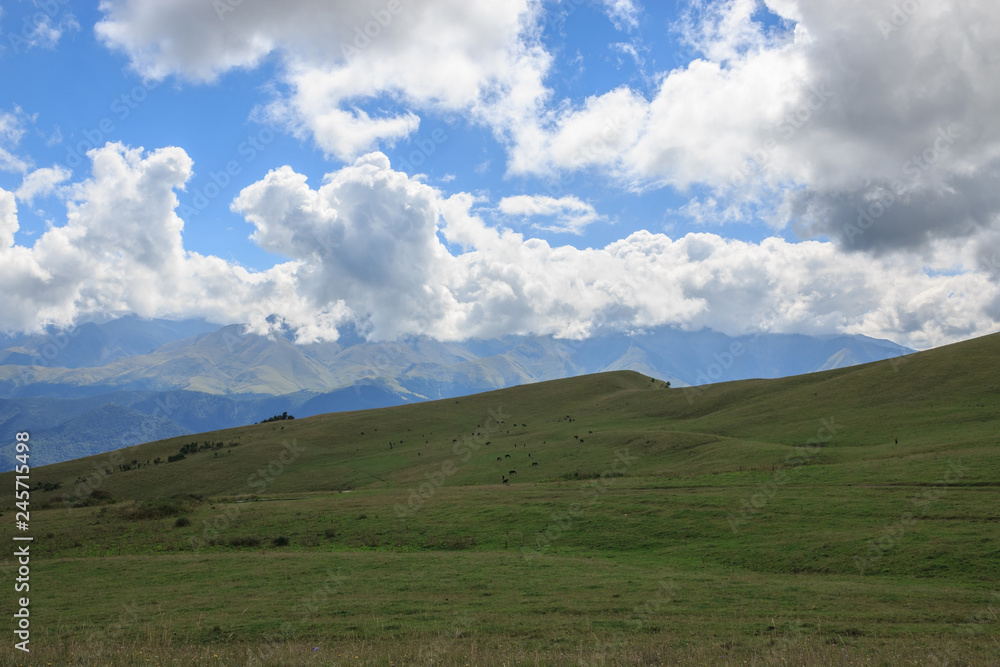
96, 0, 551, 162
499, 194, 603, 234
676, 0, 773, 64
93, 0, 1000, 260
505, 0, 1000, 259
15, 166, 72, 204
0, 188, 17, 249
231, 153, 460, 340
3, 144, 993, 349
602, 0, 640, 30
6, 8, 79, 52
0, 109, 30, 173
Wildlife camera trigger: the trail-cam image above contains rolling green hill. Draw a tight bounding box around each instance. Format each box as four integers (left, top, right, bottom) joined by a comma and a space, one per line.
0, 318, 913, 470
0, 332, 996, 665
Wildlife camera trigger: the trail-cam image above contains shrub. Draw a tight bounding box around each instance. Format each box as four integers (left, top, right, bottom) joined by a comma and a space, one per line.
272, 535, 290, 547
228, 536, 262, 548
120, 500, 186, 521
323, 528, 337, 539
174, 516, 191, 528
448, 535, 477, 550
561, 470, 625, 481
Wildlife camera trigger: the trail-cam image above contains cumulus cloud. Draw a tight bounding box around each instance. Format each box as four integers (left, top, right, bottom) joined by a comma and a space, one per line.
4, 7, 79, 52
15, 166, 72, 203
601, 0, 640, 30
0, 109, 30, 173
93, 0, 1000, 259
676, 0, 774, 64
6, 0, 999, 348
498, 194, 603, 234
506, 0, 1000, 259
0, 188, 17, 250
1, 144, 995, 349
231, 153, 461, 340
96, 0, 550, 161
0, 143, 302, 336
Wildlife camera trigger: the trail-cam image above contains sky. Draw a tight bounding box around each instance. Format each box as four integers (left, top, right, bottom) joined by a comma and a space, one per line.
0, 0, 998, 350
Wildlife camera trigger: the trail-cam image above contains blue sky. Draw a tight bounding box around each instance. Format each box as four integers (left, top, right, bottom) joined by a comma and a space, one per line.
0, 0, 998, 349
2, 0, 734, 265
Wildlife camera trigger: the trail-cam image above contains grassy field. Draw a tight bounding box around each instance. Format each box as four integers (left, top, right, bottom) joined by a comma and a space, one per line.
0, 333, 998, 665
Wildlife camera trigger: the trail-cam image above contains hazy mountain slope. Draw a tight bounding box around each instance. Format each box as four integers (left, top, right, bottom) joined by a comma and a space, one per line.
0, 318, 919, 466
0, 319, 915, 399
12, 330, 996, 505
0, 325, 342, 395
19, 403, 188, 466
0, 316, 217, 369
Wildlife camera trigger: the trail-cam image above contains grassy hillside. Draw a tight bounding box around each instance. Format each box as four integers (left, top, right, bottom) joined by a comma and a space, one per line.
0, 333, 997, 664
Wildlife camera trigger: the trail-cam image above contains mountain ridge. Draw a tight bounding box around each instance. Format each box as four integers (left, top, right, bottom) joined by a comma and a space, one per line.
0, 317, 917, 467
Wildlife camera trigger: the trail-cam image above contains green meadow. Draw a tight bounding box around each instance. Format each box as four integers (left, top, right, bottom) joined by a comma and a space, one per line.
1, 333, 998, 665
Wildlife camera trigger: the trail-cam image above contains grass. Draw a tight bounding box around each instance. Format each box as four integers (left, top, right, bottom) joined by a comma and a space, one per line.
0, 333, 998, 664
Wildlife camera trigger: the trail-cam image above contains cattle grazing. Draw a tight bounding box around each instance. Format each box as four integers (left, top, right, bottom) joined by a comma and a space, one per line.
509, 470, 517, 475
532, 462, 538, 467
502, 477, 508, 484
497, 456, 502, 461
486, 441, 491, 446
528, 453, 531, 458
505, 454, 511, 459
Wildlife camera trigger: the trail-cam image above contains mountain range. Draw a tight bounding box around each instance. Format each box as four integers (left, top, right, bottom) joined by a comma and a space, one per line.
0, 316, 913, 467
